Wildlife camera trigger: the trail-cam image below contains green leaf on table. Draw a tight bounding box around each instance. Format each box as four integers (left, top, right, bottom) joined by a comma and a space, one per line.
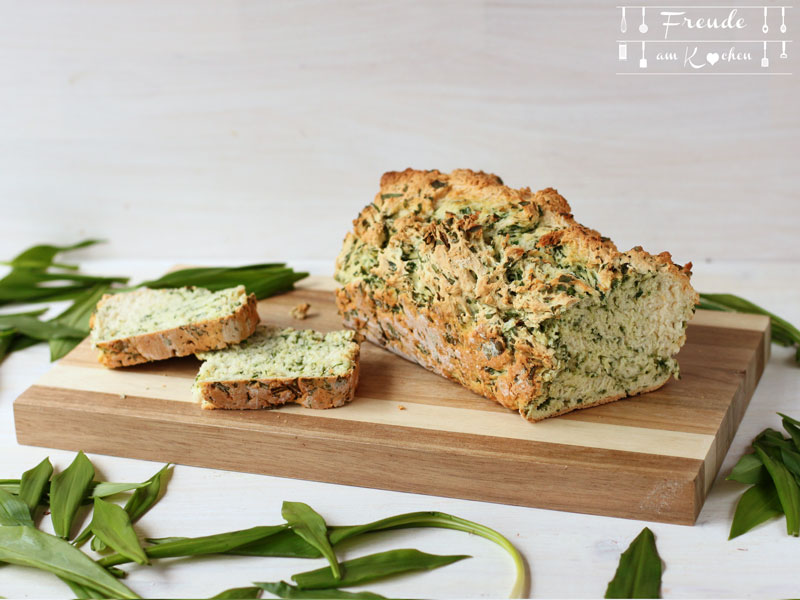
99, 525, 286, 568
210, 586, 264, 599
0, 479, 20, 495
0, 489, 34, 527
76, 464, 171, 548
90, 497, 149, 566
18, 457, 53, 515
780, 447, 800, 483
50, 451, 95, 539
3, 240, 102, 271
753, 428, 794, 460
0, 526, 139, 599
327, 511, 526, 599
727, 453, 766, 485
698, 293, 800, 356
124, 464, 171, 524
291, 548, 469, 590
779, 413, 800, 452
229, 528, 321, 558
58, 575, 104, 599
754, 445, 800, 536
257, 581, 387, 599
137, 265, 307, 300
282, 501, 340, 580
0, 315, 84, 341
729, 481, 783, 539
604, 527, 662, 599
49, 284, 109, 361
90, 481, 150, 499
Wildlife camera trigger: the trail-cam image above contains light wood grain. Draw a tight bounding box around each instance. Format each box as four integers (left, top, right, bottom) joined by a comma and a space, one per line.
14, 287, 769, 525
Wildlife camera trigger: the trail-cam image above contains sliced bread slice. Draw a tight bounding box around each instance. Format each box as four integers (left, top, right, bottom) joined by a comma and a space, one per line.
90, 285, 259, 368
193, 325, 361, 410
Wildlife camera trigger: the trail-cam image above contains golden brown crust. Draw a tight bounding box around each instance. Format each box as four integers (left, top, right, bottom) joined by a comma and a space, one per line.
197, 349, 360, 410
93, 293, 260, 368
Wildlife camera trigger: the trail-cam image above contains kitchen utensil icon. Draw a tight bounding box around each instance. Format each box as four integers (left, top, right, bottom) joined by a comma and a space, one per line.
639, 7, 648, 33
621, 7, 627, 33
763, 7, 769, 34
781, 40, 788, 58
762, 41, 769, 67
781, 7, 787, 33
640, 41, 647, 68
619, 43, 628, 61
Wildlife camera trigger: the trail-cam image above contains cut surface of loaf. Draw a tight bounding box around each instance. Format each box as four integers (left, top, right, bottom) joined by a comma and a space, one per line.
334, 169, 698, 422
193, 325, 361, 410
90, 285, 259, 368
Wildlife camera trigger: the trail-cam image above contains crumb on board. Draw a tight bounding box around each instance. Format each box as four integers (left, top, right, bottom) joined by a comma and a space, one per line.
119, 393, 127, 399
290, 302, 311, 320
398, 405, 406, 410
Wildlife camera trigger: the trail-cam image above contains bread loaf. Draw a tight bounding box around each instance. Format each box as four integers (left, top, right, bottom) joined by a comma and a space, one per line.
334, 169, 698, 421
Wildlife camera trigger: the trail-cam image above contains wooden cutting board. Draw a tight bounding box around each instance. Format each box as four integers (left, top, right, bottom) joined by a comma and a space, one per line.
14, 277, 770, 525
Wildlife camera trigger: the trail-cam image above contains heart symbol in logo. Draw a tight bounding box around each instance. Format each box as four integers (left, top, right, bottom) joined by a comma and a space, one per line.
706, 52, 720, 66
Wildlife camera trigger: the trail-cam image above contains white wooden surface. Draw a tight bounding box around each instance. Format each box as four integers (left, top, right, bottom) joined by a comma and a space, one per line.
1, 0, 799, 597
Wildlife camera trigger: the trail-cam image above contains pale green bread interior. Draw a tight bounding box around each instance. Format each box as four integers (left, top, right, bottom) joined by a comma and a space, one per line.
194, 325, 358, 384
91, 285, 248, 343
527, 271, 692, 419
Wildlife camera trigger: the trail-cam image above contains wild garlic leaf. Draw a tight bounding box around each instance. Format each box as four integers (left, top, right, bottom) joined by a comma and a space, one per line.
327, 511, 526, 599
282, 501, 340, 580
99, 525, 286, 568
0, 526, 139, 599
0, 315, 84, 341
17, 457, 53, 516
256, 581, 387, 599
90, 481, 150, 499
0, 489, 34, 527
753, 445, 800, 536
698, 293, 800, 360
124, 463, 171, 524
726, 453, 766, 485
779, 413, 800, 452
3, 240, 102, 271
753, 428, 794, 460
0, 479, 20, 495
57, 575, 104, 600
228, 528, 321, 558
49, 284, 109, 361
729, 481, 783, 539
291, 548, 469, 590
50, 451, 95, 539
604, 527, 662, 599
90, 498, 149, 566
780, 447, 800, 482
76, 465, 172, 548
210, 586, 264, 599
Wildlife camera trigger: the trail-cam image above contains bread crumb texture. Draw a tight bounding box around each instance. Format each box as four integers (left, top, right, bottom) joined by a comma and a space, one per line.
90, 285, 258, 368
290, 302, 311, 320
334, 169, 698, 421
194, 325, 361, 410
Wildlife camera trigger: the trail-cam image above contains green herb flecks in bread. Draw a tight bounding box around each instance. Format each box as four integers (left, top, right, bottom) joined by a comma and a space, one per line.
193, 325, 361, 410
90, 285, 259, 368
334, 169, 698, 422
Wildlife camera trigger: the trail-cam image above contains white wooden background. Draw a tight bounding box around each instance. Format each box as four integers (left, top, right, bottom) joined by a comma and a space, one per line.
1, 1, 799, 599
1, 0, 797, 265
